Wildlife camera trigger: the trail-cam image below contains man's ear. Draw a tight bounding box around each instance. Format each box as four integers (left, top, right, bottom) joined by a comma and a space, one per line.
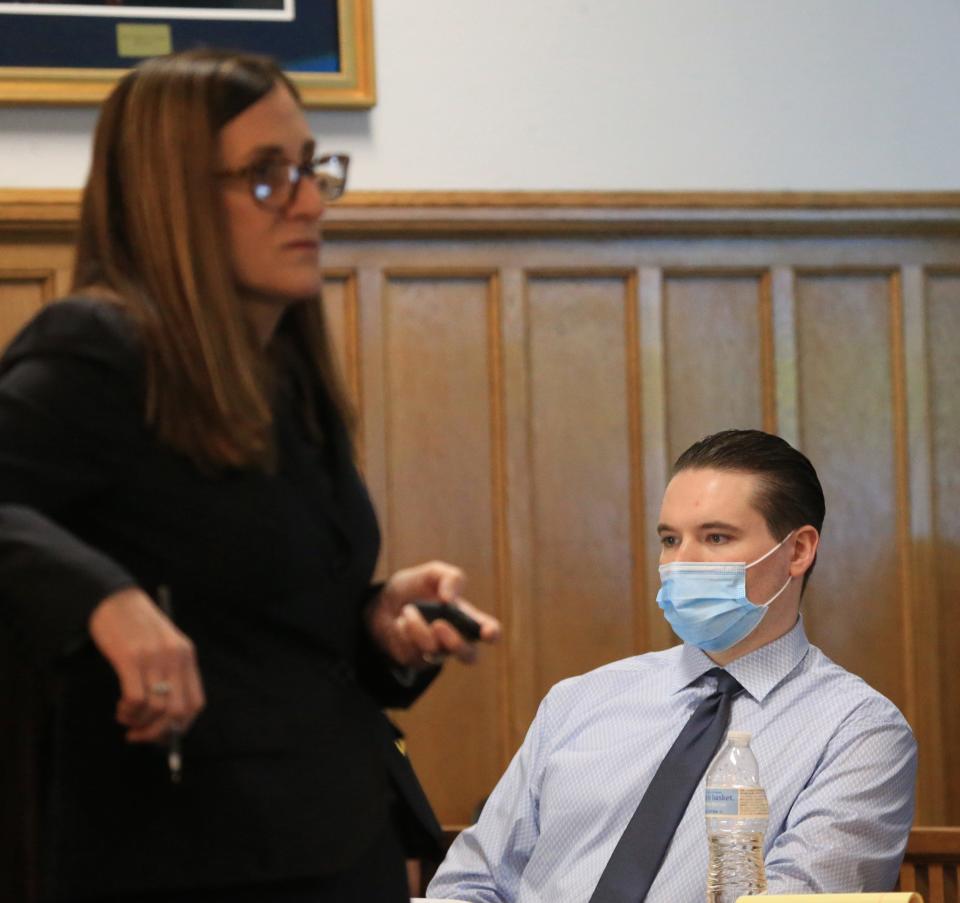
789, 525, 820, 578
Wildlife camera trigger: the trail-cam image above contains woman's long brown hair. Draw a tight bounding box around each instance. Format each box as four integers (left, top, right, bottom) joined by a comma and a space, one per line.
72, 49, 352, 470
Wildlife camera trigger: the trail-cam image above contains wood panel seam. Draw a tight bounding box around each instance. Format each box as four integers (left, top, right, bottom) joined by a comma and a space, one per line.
889, 271, 918, 732
759, 271, 777, 434
625, 271, 646, 653
486, 271, 511, 770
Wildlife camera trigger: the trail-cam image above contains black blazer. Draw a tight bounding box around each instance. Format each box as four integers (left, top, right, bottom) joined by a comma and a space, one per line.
0, 299, 439, 901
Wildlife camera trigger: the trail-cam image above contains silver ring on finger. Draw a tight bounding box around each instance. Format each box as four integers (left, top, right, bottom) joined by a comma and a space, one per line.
150, 680, 173, 696
422, 652, 446, 666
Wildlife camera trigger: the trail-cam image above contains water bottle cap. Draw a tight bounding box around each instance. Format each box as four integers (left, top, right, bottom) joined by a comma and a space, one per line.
727, 730, 751, 746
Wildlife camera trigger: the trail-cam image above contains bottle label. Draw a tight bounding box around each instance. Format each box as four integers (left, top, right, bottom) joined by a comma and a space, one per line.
705, 787, 769, 818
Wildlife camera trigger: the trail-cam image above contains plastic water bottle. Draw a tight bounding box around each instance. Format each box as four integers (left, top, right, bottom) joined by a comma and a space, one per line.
705, 730, 768, 903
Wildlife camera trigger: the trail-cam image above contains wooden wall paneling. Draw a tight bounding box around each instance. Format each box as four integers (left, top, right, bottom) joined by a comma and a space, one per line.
638, 267, 675, 652
356, 265, 388, 579
0, 239, 75, 285
380, 271, 505, 825
321, 271, 361, 407
4, 195, 960, 828
759, 271, 777, 433
770, 267, 800, 447
662, 271, 766, 462
486, 270, 512, 783
500, 266, 540, 749
927, 269, 960, 824
793, 272, 906, 706
525, 270, 636, 696
889, 268, 914, 710
899, 265, 946, 824
624, 270, 647, 657
0, 239, 80, 352
0, 269, 57, 353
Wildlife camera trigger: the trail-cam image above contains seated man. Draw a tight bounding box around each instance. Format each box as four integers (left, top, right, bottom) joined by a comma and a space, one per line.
429, 429, 916, 903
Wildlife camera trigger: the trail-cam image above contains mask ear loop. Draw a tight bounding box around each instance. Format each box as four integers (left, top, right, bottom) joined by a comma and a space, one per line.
745, 530, 795, 608
758, 573, 793, 608
745, 529, 795, 570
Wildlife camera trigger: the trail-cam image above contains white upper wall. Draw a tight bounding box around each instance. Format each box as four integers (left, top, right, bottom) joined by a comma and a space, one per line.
2, 0, 959, 191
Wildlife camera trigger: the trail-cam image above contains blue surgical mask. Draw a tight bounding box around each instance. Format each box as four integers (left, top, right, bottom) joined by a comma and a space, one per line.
656, 532, 794, 652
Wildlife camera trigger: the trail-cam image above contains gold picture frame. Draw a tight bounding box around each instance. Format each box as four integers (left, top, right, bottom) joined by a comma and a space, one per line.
0, 0, 375, 108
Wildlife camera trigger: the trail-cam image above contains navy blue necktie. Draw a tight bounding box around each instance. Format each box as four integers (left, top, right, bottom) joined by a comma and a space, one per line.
589, 668, 744, 903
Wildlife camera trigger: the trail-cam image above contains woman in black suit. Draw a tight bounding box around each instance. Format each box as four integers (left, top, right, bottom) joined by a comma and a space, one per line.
0, 49, 499, 903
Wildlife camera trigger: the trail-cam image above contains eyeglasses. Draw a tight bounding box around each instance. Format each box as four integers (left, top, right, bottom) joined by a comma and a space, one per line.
217, 153, 350, 211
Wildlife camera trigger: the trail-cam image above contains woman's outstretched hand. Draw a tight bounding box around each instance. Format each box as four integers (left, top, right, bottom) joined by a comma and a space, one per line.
365, 561, 501, 669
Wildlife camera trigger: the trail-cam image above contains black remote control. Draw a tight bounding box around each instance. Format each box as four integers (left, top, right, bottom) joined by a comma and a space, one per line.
415, 601, 482, 642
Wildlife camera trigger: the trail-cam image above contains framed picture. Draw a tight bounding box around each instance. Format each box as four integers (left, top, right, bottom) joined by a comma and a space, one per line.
0, 0, 374, 108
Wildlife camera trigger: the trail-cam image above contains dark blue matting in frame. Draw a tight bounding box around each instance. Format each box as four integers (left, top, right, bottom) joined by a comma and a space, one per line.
0, 1, 340, 72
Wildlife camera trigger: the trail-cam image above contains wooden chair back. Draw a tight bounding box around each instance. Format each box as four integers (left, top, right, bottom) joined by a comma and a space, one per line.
898, 827, 960, 903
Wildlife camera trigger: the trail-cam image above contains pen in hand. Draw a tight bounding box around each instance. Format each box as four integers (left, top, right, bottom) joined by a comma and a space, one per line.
156, 585, 183, 785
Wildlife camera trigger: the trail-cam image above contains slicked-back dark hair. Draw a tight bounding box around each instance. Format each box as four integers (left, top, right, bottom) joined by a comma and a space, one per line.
672, 429, 825, 589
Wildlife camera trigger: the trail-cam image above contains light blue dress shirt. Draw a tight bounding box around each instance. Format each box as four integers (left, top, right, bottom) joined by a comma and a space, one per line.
428, 618, 917, 903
